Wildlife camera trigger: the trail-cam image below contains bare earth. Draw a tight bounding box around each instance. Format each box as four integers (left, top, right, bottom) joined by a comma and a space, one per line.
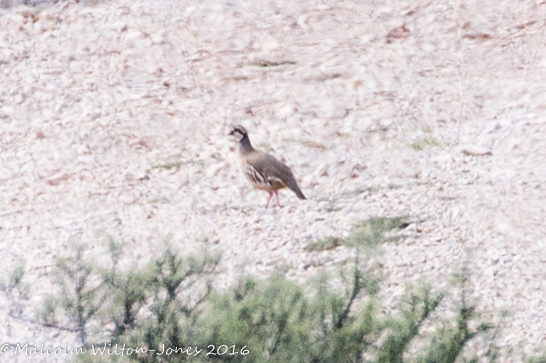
1, 0, 545, 361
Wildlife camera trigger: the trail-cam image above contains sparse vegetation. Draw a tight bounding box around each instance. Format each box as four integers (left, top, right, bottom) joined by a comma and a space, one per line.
149, 160, 185, 171
250, 59, 297, 67
376, 284, 445, 363
350, 187, 379, 195
1, 259, 29, 318
408, 138, 441, 150
307, 216, 408, 251
387, 183, 403, 190
305, 236, 343, 251
2, 227, 544, 362
529, 355, 546, 363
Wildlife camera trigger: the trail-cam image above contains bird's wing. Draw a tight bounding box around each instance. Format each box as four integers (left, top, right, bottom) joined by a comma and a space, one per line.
247, 151, 307, 200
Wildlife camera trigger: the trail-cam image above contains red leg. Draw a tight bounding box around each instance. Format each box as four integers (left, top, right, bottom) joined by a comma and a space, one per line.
265, 193, 273, 208
274, 191, 281, 207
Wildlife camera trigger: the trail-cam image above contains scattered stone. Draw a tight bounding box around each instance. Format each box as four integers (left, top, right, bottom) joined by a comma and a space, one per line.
460, 145, 493, 156
0, 1, 543, 359
45, 172, 69, 185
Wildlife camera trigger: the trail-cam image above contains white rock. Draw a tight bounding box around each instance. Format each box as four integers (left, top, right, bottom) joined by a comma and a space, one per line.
125, 29, 144, 40
261, 36, 280, 53
151, 34, 165, 45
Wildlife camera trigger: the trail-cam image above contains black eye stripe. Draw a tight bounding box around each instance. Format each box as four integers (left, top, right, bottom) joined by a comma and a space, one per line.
231, 125, 247, 135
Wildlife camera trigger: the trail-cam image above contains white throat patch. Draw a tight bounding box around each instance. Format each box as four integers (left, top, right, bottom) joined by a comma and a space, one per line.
232, 130, 245, 141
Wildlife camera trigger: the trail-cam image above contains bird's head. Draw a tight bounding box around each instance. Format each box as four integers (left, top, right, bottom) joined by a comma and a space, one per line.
228, 125, 248, 142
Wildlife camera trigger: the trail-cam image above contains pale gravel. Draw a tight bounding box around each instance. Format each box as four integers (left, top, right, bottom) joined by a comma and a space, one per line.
1, 0, 546, 361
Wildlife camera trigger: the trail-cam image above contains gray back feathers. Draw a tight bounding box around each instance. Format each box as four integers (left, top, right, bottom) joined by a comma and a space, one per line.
230, 125, 307, 201
245, 151, 307, 200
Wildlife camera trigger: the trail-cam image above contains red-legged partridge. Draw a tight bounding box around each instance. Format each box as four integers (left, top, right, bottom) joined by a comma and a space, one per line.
229, 125, 306, 208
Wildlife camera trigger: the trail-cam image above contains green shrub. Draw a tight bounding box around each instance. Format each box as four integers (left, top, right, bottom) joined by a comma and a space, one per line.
202, 259, 379, 363
2, 230, 544, 362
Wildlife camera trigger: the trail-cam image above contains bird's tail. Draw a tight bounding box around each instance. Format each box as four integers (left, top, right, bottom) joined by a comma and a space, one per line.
286, 179, 306, 200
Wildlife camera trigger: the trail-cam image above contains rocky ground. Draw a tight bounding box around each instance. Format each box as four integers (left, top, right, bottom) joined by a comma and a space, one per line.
1, 0, 545, 361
